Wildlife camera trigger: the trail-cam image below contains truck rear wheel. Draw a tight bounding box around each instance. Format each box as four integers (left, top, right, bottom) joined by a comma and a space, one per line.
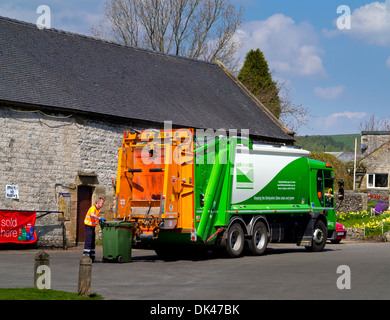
247, 221, 268, 256
305, 219, 327, 252
225, 222, 245, 258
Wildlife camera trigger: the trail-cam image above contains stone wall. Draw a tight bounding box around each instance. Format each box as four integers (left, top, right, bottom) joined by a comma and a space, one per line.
335, 190, 390, 213
345, 227, 364, 241
0, 104, 150, 247
336, 191, 365, 213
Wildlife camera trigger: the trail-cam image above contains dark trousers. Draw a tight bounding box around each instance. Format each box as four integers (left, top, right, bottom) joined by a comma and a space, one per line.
83, 225, 96, 261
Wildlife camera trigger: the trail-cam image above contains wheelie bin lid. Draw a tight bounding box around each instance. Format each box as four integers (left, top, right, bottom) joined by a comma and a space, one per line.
116, 221, 134, 228
103, 221, 134, 228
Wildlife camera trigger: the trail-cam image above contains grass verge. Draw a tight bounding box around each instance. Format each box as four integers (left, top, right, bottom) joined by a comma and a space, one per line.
337, 211, 390, 237
0, 288, 102, 300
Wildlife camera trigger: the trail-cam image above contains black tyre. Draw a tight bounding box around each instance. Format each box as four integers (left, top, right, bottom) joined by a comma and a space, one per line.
225, 222, 245, 258
305, 219, 327, 252
247, 221, 268, 256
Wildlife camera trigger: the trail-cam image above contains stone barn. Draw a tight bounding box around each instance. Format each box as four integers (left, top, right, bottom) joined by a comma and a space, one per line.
360, 131, 390, 190
0, 16, 294, 247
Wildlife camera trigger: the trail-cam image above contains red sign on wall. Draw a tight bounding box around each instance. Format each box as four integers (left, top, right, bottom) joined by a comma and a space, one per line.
0, 210, 37, 244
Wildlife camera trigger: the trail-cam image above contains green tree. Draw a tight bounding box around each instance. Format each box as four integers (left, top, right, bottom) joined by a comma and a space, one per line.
309, 152, 353, 190
238, 49, 281, 118
295, 136, 348, 152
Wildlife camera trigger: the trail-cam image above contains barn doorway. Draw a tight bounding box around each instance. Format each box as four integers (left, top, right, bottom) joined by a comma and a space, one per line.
76, 185, 93, 244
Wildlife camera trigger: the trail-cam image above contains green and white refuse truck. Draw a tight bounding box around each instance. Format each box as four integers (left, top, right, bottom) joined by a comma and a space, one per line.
114, 129, 337, 258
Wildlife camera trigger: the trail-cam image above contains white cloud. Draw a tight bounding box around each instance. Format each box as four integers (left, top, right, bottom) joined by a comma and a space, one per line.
236, 14, 326, 78
302, 111, 367, 135
325, 111, 367, 129
325, 0, 390, 46
314, 85, 345, 100
349, 0, 390, 46
386, 56, 390, 69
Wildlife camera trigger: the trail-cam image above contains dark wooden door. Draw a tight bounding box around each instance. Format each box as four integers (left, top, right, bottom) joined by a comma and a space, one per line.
77, 186, 93, 243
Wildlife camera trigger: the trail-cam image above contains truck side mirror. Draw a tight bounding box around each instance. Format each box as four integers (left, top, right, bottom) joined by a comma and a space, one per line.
200, 193, 205, 207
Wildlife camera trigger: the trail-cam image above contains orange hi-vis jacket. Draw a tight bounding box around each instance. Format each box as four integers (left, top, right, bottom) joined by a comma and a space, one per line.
84, 205, 100, 227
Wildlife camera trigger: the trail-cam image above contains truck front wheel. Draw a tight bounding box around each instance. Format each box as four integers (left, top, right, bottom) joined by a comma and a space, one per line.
247, 221, 268, 256
225, 222, 245, 258
305, 219, 327, 252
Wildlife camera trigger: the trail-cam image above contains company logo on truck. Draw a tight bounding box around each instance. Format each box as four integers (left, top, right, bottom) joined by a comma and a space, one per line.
236, 163, 254, 189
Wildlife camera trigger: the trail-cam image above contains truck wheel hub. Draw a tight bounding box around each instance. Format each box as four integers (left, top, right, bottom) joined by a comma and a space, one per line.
313, 228, 324, 244
230, 230, 242, 251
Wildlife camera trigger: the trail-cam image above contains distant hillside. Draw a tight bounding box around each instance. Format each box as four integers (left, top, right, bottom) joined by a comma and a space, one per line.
295, 134, 359, 152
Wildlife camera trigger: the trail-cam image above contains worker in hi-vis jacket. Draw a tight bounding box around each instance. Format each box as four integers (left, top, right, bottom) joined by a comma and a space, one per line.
83, 197, 105, 262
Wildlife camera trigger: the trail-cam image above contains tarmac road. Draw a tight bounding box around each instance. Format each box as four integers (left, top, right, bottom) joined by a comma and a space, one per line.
1, 241, 390, 300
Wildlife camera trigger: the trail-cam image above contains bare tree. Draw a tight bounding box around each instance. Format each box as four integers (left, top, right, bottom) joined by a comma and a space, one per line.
277, 80, 310, 134
358, 113, 390, 132
91, 0, 243, 69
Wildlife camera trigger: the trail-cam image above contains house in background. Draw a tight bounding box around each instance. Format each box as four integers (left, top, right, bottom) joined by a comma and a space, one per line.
0, 16, 293, 246
360, 131, 390, 190
325, 132, 390, 213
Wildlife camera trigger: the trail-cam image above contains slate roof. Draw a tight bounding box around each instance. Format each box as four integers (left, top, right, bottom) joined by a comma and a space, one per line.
327, 152, 357, 163
0, 16, 294, 143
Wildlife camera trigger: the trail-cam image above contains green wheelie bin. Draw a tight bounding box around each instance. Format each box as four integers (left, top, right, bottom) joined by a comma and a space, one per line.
101, 221, 133, 263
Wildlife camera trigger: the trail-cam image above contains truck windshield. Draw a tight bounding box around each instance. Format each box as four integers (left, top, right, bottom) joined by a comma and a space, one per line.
324, 170, 334, 208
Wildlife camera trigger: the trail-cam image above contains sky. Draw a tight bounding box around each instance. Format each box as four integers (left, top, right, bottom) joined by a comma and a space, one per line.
1, 0, 389, 136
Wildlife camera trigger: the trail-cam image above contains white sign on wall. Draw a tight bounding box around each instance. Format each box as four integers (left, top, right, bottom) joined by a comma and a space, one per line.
6, 185, 19, 199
